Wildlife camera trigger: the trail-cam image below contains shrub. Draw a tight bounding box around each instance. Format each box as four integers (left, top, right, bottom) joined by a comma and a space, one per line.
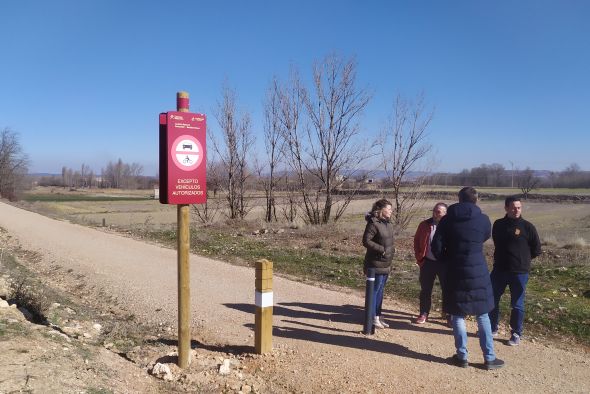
542, 234, 559, 247
8, 277, 50, 324
563, 237, 588, 250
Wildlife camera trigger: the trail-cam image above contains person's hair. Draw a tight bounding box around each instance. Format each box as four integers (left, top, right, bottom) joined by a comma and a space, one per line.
433, 202, 448, 211
458, 187, 478, 203
505, 196, 521, 207
371, 198, 392, 217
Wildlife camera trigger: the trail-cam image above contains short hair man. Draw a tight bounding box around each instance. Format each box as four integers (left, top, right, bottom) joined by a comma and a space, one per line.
413, 202, 448, 324
432, 187, 504, 369
489, 196, 541, 346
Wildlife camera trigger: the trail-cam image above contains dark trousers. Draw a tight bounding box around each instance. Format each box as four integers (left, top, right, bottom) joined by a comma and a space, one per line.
419, 258, 447, 315
489, 269, 529, 336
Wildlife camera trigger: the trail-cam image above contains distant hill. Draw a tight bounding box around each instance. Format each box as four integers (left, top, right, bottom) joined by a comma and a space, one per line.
27, 173, 59, 177
27, 169, 558, 180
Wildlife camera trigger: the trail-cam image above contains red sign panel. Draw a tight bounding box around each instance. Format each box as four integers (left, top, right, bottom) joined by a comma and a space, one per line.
159, 111, 207, 204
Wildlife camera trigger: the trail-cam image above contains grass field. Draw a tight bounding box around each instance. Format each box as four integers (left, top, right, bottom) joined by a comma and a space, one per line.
17, 186, 590, 346
420, 186, 590, 196
22, 194, 150, 202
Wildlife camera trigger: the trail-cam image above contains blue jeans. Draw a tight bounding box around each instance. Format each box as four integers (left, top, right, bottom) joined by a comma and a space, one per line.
452, 314, 496, 362
489, 270, 529, 336
374, 274, 389, 317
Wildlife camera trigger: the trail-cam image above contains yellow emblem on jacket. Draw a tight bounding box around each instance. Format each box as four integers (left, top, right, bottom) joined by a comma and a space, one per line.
515, 228, 521, 236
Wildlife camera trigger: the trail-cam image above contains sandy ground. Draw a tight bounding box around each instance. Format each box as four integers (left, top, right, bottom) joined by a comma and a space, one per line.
0, 200, 589, 393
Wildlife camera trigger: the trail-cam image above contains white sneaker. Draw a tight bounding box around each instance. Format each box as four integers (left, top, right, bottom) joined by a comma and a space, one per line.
373, 317, 385, 329
379, 316, 390, 328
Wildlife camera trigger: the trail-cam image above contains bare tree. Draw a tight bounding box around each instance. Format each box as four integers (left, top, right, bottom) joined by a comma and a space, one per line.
124, 162, 144, 189
61, 166, 67, 188
277, 55, 372, 224
102, 159, 124, 189
66, 168, 73, 188
379, 94, 434, 232
557, 163, 588, 188
192, 155, 222, 224
212, 84, 255, 219
101, 159, 143, 189
275, 69, 307, 221
80, 163, 90, 187
488, 163, 506, 187
72, 170, 81, 188
0, 128, 29, 201
517, 167, 540, 199
87, 170, 95, 188
258, 78, 285, 222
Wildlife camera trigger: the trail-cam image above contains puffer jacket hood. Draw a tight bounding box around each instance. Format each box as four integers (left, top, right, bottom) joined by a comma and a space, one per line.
365, 212, 392, 224
445, 202, 482, 222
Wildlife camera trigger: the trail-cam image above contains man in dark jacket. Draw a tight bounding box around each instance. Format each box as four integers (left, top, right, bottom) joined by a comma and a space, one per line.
489, 196, 541, 346
413, 202, 448, 324
432, 187, 504, 370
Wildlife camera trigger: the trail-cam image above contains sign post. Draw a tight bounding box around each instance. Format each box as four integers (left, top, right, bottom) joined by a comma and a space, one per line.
159, 91, 207, 368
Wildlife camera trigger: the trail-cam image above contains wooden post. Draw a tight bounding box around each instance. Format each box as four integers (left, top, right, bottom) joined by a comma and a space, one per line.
177, 91, 191, 368
255, 259, 273, 354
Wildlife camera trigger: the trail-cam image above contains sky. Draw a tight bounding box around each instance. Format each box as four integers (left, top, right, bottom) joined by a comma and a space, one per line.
1, 1, 589, 176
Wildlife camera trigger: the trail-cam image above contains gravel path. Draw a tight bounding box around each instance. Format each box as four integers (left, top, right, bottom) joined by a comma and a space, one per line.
0, 201, 588, 393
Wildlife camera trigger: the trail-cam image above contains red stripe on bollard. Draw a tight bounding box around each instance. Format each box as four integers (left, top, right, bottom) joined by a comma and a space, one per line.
177, 97, 189, 111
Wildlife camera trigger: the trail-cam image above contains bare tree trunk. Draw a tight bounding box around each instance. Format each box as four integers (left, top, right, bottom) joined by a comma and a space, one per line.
280, 175, 299, 223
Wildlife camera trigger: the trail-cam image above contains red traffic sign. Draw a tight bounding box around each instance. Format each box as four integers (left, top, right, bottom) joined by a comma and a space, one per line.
159, 111, 207, 204
171, 134, 204, 171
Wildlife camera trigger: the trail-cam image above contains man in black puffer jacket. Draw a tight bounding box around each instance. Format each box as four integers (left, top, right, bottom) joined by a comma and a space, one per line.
432, 187, 504, 370
489, 196, 541, 346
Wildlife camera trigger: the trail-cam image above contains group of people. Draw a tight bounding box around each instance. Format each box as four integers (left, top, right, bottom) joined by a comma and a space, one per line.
362, 187, 541, 370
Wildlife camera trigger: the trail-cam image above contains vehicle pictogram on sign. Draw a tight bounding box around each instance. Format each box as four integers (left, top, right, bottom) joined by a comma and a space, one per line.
171, 135, 203, 171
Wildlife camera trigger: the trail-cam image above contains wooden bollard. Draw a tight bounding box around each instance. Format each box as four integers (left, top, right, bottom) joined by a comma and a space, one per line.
255, 259, 273, 354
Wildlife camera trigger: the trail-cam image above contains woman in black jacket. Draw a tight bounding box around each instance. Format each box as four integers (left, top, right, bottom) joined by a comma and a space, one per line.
362, 198, 395, 329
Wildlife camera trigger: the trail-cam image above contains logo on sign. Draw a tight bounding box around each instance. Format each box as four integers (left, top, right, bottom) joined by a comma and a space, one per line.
171, 135, 203, 171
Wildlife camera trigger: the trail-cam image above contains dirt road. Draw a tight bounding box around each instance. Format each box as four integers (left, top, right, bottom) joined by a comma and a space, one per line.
0, 201, 588, 393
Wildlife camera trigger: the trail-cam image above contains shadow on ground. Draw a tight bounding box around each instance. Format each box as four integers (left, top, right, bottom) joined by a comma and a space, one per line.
148, 337, 254, 355
223, 302, 474, 365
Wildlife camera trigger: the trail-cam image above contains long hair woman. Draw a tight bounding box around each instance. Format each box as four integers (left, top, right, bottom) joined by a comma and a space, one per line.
362, 198, 395, 328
